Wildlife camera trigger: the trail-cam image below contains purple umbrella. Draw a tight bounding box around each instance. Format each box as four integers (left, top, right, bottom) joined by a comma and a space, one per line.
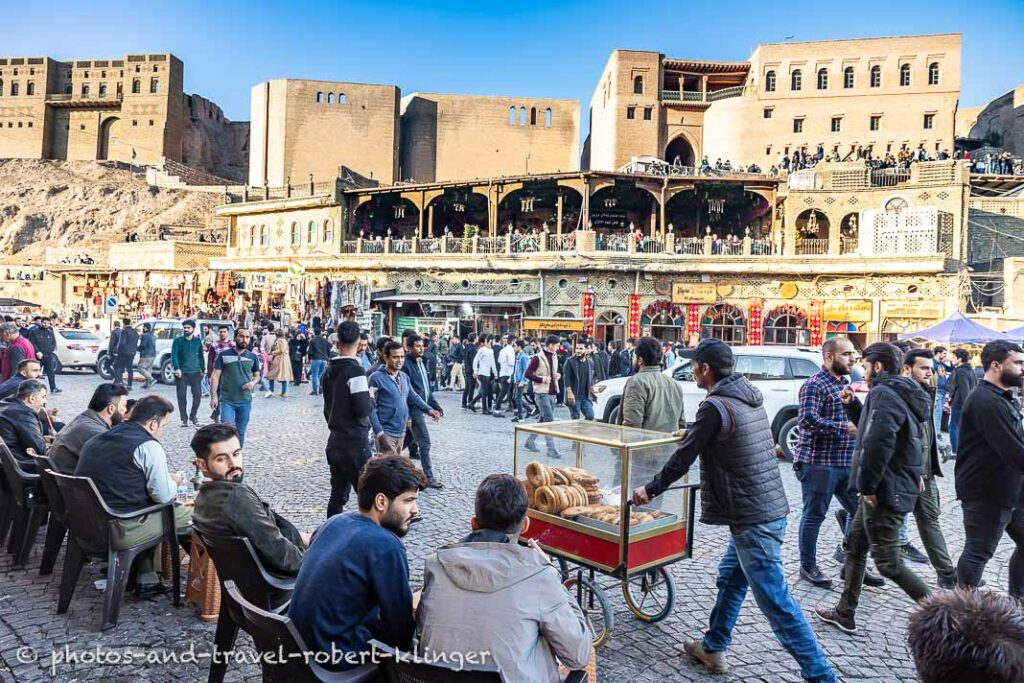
897, 311, 1010, 344
1005, 324, 1024, 340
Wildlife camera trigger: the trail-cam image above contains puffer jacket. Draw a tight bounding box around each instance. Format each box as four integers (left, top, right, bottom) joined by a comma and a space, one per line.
846, 372, 929, 513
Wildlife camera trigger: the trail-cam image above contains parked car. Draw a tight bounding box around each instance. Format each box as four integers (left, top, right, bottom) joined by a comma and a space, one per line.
592, 345, 824, 458
95, 318, 235, 385
53, 329, 103, 372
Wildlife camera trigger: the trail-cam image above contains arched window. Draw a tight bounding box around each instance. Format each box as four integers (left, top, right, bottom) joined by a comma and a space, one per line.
153, 65, 158, 72
701, 304, 746, 344
764, 305, 809, 346
870, 65, 881, 88
323, 219, 334, 243
260, 225, 268, 247
843, 66, 854, 89
149, 77, 159, 93
884, 197, 908, 213
26, 82, 34, 96
508, 106, 516, 125
0, 80, 4, 97
519, 106, 526, 126
817, 68, 828, 90
249, 225, 257, 246
327, 93, 334, 104
900, 64, 911, 87
316, 91, 323, 103
307, 220, 317, 244
79, 83, 87, 96
765, 70, 776, 92
338, 93, 346, 104
290, 222, 300, 246
791, 69, 802, 91
633, 75, 643, 94
132, 79, 140, 94
545, 108, 552, 127
98, 83, 107, 96
530, 107, 537, 125
928, 62, 940, 85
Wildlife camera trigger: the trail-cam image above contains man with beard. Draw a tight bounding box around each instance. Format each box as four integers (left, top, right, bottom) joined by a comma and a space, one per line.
29, 317, 60, 394
946, 348, 977, 456
192, 423, 306, 577
289, 456, 425, 671
171, 319, 205, 427
209, 328, 262, 446
48, 382, 129, 473
816, 343, 932, 635
114, 318, 140, 390
900, 349, 957, 589
562, 339, 596, 420
955, 340, 1024, 595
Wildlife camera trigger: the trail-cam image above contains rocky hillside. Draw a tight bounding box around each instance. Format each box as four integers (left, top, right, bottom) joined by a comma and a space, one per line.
0, 159, 223, 263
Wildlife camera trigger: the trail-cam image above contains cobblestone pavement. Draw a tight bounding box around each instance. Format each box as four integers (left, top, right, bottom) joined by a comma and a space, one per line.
0, 373, 1017, 682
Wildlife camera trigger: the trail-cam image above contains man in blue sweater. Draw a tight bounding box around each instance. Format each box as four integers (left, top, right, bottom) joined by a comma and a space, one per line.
288, 456, 426, 671
369, 341, 439, 457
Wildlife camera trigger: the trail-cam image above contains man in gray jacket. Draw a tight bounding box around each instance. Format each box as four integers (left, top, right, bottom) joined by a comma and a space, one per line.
417, 474, 591, 683
48, 383, 129, 473
619, 336, 685, 433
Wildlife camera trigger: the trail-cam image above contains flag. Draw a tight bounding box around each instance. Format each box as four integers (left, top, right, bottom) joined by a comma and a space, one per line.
288, 261, 306, 276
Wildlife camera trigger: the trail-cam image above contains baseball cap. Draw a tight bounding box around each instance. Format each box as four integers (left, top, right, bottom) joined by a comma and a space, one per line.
679, 338, 734, 370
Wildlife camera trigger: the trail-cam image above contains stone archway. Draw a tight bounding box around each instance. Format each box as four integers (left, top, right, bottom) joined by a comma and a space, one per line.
498, 185, 583, 234
590, 183, 660, 246
97, 117, 122, 161
665, 135, 696, 168
352, 195, 420, 238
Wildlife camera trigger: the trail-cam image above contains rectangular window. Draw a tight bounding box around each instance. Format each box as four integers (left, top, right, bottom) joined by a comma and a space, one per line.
766, 147, 772, 156
793, 118, 804, 133
831, 117, 842, 132
626, 107, 635, 120
923, 113, 934, 129
763, 108, 773, 119
643, 107, 652, 121
870, 115, 881, 131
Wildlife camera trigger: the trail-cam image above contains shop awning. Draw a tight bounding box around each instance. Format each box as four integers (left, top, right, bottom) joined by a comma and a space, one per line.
371, 294, 540, 305
897, 311, 1010, 344
0, 298, 40, 308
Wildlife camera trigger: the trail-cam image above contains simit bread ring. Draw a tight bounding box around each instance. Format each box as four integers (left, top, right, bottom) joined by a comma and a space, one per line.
526, 462, 545, 488
561, 506, 592, 518
534, 486, 557, 514
550, 469, 570, 486
556, 485, 571, 511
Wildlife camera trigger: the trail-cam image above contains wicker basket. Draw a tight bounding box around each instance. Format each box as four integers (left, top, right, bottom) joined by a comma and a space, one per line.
184, 532, 221, 622
558, 646, 597, 683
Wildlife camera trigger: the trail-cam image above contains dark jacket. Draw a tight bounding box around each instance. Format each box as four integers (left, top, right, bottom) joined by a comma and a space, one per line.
75, 421, 158, 513
948, 364, 978, 411
323, 356, 373, 447
400, 357, 442, 413
30, 327, 56, 355
117, 326, 140, 357
955, 379, 1024, 507
561, 356, 595, 402
0, 401, 46, 471
171, 335, 205, 373
289, 338, 308, 363
618, 348, 633, 377
465, 344, 478, 376
193, 479, 305, 577
647, 373, 789, 526
107, 327, 121, 356
307, 335, 331, 361
593, 350, 611, 383
47, 409, 109, 474
846, 373, 929, 513
138, 331, 157, 357
447, 342, 464, 363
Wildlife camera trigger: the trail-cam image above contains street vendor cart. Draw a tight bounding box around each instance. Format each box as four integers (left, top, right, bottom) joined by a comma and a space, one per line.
513, 420, 698, 646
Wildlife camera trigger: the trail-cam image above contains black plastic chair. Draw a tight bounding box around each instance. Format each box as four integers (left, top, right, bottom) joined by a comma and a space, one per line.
27, 449, 68, 575
0, 468, 15, 550
195, 527, 296, 683
0, 441, 46, 568
222, 580, 377, 682
371, 640, 588, 683
50, 471, 180, 630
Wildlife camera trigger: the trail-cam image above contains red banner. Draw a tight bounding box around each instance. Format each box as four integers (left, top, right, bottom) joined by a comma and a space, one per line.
748, 299, 764, 346
686, 304, 700, 345
627, 294, 641, 338
581, 291, 595, 337
809, 300, 824, 347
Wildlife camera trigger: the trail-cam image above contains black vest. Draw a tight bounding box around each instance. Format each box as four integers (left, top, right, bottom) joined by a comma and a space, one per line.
75, 421, 156, 513
700, 376, 790, 526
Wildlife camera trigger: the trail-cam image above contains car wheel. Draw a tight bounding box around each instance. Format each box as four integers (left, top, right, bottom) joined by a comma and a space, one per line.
53, 358, 63, 374
96, 354, 114, 380
603, 397, 621, 424
779, 416, 799, 462
160, 358, 176, 385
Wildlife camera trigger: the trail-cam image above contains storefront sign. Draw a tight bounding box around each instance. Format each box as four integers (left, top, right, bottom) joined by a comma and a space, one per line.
881, 300, 944, 320
581, 292, 596, 336
523, 317, 585, 333
823, 300, 873, 323
627, 294, 641, 338
671, 283, 718, 304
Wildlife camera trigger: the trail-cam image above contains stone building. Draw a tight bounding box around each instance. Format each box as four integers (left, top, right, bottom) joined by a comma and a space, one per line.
957, 83, 1024, 156
399, 93, 579, 183
587, 34, 962, 171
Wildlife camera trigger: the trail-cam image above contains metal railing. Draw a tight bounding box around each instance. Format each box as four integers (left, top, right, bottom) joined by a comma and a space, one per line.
596, 234, 630, 252
362, 240, 384, 254
636, 238, 663, 254
840, 237, 859, 255
795, 239, 829, 255
715, 240, 743, 256
750, 239, 774, 256
547, 233, 575, 252
47, 92, 124, 102
660, 90, 706, 102
390, 238, 413, 254
674, 237, 704, 255
341, 240, 358, 254
477, 237, 504, 254
511, 234, 542, 253
419, 238, 441, 254
870, 169, 911, 187
706, 85, 744, 101
447, 237, 473, 254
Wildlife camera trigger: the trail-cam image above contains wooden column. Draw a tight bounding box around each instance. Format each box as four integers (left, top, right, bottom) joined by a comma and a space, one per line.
582, 179, 591, 229
427, 205, 435, 237
556, 194, 564, 238
418, 193, 425, 238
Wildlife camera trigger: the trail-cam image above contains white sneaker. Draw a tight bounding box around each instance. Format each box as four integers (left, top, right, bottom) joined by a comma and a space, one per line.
264, 391, 273, 399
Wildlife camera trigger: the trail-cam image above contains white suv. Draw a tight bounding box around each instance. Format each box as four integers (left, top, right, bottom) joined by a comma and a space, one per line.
593, 345, 823, 457
95, 318, 235, 385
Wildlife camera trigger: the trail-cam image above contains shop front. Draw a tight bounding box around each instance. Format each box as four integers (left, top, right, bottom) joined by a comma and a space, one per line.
879, 300, 945, 342
823, 300, 873, 349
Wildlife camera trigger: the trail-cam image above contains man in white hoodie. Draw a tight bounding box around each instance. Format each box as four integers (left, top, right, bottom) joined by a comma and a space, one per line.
496, 336, 517, 415
417, 475, 591, 682
470, 336, 500, 416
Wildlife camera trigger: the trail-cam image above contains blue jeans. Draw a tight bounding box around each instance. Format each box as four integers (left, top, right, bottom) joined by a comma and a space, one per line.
949, 406, 962, 453
268, 380, 288, 396
219, 401, 252, 446
795, 463, 858, 570
933, 388, 946, 436
568, 397, 594, 420
309, 359, 327, 394
705, 518, 837, 683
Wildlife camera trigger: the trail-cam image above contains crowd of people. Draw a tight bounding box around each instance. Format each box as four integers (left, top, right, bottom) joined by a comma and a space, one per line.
2, 306, 1024, 681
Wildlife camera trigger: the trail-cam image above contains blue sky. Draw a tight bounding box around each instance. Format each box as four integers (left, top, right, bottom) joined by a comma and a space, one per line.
5, 0, 1022, 123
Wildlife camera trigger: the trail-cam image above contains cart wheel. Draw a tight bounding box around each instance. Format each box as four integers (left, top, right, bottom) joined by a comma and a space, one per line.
564, 573, 613, 648
623, 567, 676, 623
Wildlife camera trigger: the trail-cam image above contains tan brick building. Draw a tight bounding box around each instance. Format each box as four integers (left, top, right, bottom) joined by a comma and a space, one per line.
399, 93, 579, 182
0, 53, 185, 166
587, 34, 962, 171
248, 79, 401, 187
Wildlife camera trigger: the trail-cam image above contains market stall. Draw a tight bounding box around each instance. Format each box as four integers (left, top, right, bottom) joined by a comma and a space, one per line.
897, 311, 1010, 344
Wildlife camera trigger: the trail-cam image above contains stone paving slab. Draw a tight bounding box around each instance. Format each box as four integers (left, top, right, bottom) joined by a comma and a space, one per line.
0, 373, 1016, 682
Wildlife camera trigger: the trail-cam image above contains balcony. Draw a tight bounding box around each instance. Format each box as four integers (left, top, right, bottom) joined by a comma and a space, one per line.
46, 92, 123, 108
659, 85, 743, 104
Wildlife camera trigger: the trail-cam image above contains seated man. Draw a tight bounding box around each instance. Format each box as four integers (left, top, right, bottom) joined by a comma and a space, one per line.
907, 588, 1024, 682
0, 358, 42, 400
48, 383, 129, 474
75, 395, 192, 595
417, 474, 591, 682
192, 423, 306, 577
288, 456, 424, 671
0, 379, 48, 472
